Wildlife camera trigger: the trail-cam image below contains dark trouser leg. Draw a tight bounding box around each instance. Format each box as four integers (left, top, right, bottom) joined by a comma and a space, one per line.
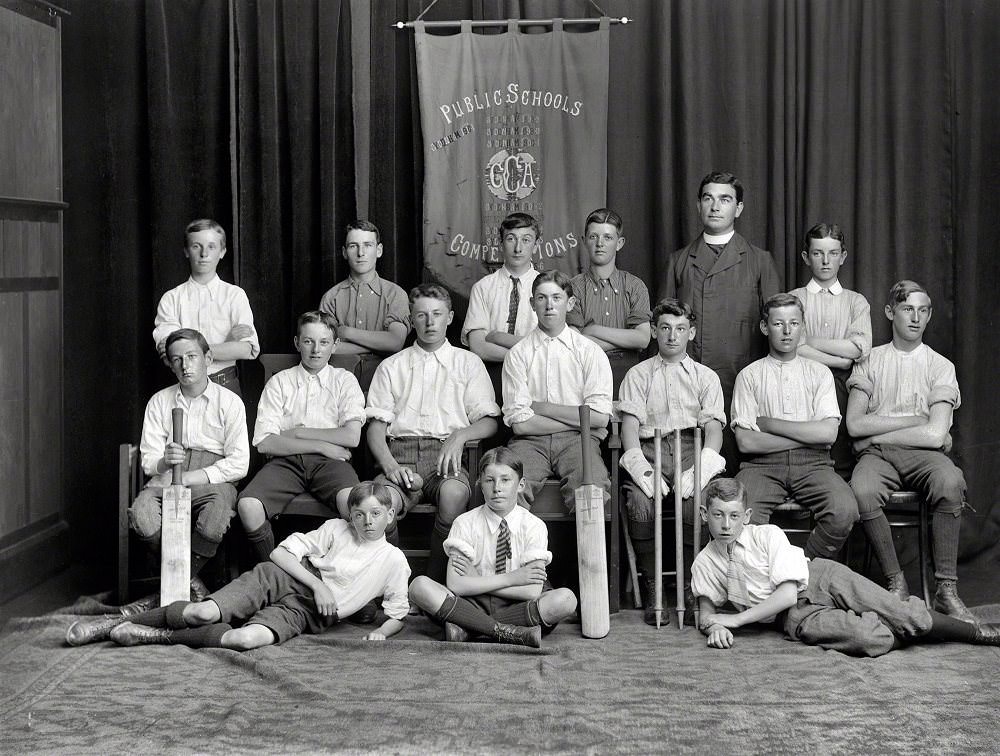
790, 454, 859, 559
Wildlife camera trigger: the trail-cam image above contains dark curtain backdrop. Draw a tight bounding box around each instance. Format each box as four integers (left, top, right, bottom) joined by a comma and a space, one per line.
61, 0, 998, 579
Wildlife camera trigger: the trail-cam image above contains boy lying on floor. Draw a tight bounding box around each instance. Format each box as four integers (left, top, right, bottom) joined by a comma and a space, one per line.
66, 482, 409, 649
691, 477, 1000, 657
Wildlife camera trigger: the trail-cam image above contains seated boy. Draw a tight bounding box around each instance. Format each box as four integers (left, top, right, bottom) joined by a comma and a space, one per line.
236, 311, 365, 564
130, 328, 249, 601
408, 447, 578, 648
502, 269, 614, 509
567, 208, 651, 385
462, 212, 541, 363
318, 219, 409, 362
691, 478, 1000, 655
617, 298, 727, 623
67, 482, 410, 649
731, 293, 858, 559
847, 280, 973, 620
365, 283, 500, 580
153, 219, 260, 398
788, 223, 872, 476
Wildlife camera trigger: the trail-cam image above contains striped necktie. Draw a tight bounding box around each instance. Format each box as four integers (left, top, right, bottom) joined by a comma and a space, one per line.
496, 519, 511, 574
506, 276, 520, 334
726, 541, 750, 609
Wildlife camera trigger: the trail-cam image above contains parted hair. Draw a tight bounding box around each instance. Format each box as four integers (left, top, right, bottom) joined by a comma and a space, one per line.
499, 212, 542, 241
887, 280, 930, 308
650, 298, 696, 326
703, 478, 748, 510
165, 328, 210, 355
184, 219, 226, 248
698, 171, 743, 203
761, 292, 805, 321
584, 207, 623, 235
345, 219, 381, 246
409, 283, 452, 310
531, 269, 573, 297
803, 222, 846, 251
347, 481, 394, 511
478, 446, 524, 480
296, 310, 337, 338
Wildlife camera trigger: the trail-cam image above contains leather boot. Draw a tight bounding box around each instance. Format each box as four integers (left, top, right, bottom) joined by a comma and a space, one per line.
972, 623, 1000, 645
65, 615, 128, 646
886, 572, 910, 601
933, 580, 978, 624
110, 622, 174, 646
493, 622, 542, 648
444, 622, 469, 643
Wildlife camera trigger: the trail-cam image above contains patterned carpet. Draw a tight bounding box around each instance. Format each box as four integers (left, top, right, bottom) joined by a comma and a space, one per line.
2, 597, 999, 754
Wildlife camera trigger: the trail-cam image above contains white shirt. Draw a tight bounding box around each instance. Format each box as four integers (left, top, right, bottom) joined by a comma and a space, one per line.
153, 275, 260, 373
140, 381, 249, 486
788, 279, 872, 359
617, 354, 726, 436
847, 342, 961, 418
252, 364, 366, 447
501, 325, 614, 429
731, 355, 841, 431
279, 518, 411, 621
461, 266, 540, 345
444, 504, 552, 577
366, 341, 500, 438
691, 523, 810, 621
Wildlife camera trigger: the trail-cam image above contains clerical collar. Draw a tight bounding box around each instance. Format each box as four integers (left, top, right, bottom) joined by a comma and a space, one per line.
702, 230, 735, 245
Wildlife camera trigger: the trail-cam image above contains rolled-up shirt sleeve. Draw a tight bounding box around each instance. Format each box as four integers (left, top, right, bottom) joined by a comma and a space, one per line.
846, 359, 875, 397
279, 519, 338, 561
252, 376, 287, 446
690, 552, 727, 606
461, 280, 491, 346
231, 289, 260, 359
812, 366, 842, 421
365, 362, 397, 424
202, 394, 249, 484
730, 370, 760, 431
502, 346, 534, 426
847, 297, 873, 359
616, 365, 649, 425
928, 359, 961, 409
380, 555, 412, 621
582, 347, 614, 416
698, 369, 727, 428
762, 526, 809, 593
463, 357, 501, 422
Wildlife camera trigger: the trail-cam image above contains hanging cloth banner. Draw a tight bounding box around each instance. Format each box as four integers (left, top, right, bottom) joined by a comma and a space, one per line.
415, 17, 610, 302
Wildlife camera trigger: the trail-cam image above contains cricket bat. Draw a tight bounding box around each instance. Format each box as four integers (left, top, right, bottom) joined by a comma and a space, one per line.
576, 405, 610, 638
160, 407, 191, 605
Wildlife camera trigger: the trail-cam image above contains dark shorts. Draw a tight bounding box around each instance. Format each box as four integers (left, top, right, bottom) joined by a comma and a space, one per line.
241, 454, 359, 518
375, 437, 471, 514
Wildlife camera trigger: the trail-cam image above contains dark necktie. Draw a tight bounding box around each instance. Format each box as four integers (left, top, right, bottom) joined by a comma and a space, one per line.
506, 276, 520, 335
726, 541, 750, 609
496, 519, 511, 574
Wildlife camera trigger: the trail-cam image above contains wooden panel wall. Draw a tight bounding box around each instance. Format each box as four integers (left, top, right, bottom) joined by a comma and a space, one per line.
0, 0, 68, 601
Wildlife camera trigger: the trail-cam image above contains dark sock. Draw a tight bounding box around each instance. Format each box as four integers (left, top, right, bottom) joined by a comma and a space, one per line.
925, 609, 977, 643
433, 594, 497, 637
169, 623, 232, 648
190, 553, 209, 576
633, 535, 656, 580
932, 511, 961, 581
246, 522, 276, 564
426, 519, 451, 584
128, 606, 170, 628
862, 513, 901, 576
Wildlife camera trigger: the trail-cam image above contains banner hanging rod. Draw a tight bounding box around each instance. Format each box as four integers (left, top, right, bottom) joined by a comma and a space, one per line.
393, 17, 630, 30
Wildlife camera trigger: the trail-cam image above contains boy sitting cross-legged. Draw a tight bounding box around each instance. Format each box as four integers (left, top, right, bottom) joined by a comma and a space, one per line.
408, 447, 578, 648
691, 478, 1000, 655
66, 482, 410, 649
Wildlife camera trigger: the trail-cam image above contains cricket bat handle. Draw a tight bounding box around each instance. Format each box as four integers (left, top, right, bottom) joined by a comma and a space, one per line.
579, 405, 593, 483
171, 408, 184, 486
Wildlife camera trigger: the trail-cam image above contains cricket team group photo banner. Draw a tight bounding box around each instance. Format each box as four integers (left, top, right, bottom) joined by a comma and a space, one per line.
415, 17, 610, 303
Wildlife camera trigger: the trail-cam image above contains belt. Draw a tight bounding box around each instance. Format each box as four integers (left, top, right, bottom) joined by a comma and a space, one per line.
209, 366, 238, 384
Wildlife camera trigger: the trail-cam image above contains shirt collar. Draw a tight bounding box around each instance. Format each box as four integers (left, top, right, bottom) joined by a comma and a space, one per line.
702, 230, 736, 245
654, 353, 695, 375
410, 340, 454, 367
350, 272, 383, 294
709, 524, 753, 557
187, 275, 223, 297
502, 265, 535, 281
764, 354, 800, 369
534, 324, 575, 347
482, 503, 519, 534
293, 362, 335, 387
585, 267, 622, 293
172, 379, 215, 405
806, 278, 843, 295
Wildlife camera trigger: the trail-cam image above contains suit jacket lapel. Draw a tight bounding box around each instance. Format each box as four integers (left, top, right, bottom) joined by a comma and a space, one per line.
706, 232, 749, 277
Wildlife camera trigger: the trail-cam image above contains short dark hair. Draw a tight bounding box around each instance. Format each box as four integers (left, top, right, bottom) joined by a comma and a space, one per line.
761, 292, 805, 321
409, 283, 452, 310
584, 207, 623, 235
499, 212, 542, 242
345, 219, 381, 246
887, 280, 930, 309
650, 298, 696, 327
531, 269, 573, 297
347, 481, 393, 511
703, 478, 747, 510
697, 171, 743, 204
184, 219, 226, 249
165, 328, 210, 355
803, 222, 846, 251
296, 310, 337, 338
478, 447, 524, 480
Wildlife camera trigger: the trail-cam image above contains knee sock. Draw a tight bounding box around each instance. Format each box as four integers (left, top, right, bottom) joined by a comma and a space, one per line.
862, 513, 901, 577
246, 522, 276, 564
128, 600, 191, 629
634, 535, 656, 580
433, 594, 497, 637
168, 623, 232, 648
932, 510, 961, 581
426, 518, 451, 584
924, 609, 977, 643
